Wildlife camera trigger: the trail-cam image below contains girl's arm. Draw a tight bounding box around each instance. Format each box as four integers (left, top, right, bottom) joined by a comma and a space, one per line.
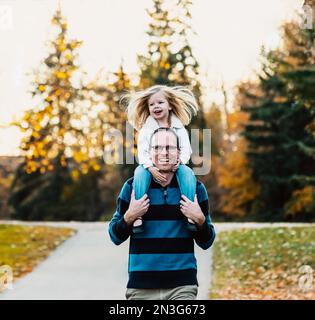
137, 128, 154, 168
179, 127, 192, 164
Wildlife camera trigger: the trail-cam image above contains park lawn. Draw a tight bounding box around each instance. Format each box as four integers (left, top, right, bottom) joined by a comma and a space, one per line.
0, 224, 76, 288
210, 226, 315, 300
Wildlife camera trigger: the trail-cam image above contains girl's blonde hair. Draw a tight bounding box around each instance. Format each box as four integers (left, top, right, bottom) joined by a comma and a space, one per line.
121, 85, 199, 131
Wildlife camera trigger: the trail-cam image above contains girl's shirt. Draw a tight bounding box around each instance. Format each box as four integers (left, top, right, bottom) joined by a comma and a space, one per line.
137, 113, 192, 168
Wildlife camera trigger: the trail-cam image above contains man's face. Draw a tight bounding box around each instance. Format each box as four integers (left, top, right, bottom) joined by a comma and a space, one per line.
150, 131, 179, 172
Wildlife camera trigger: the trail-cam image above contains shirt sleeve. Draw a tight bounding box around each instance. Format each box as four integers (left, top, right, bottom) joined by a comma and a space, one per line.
178, 127, 192, 164
108, 180, 133, 245
193, 182, 216, 250
137, 128, 154, 169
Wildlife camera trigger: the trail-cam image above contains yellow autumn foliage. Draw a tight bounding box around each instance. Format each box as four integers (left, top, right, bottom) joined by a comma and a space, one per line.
73, 151, 87, 163
284, 186, 315, 216
55, 71, 67, 79
217, 138, 260, 217
58, 44, 66, 52
71, 169, 80, 181
38, 85, 46, 92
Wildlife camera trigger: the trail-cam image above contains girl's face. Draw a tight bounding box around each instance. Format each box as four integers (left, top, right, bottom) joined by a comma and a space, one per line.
148, 91, 171, 121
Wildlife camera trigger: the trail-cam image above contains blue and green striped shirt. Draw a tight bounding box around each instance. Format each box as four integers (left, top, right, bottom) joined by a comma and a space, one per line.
108, 175, 216, 289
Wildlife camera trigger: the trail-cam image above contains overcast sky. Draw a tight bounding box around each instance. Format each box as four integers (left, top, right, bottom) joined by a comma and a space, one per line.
0, 0, 303, 155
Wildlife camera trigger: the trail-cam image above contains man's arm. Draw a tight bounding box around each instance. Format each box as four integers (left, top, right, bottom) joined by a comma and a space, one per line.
193, 182, 216, 250
108, 180, 150, 245
108, 180, 133, 245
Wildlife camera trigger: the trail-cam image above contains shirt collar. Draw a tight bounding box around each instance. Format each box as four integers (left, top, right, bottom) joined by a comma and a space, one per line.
149, 174, 179, 189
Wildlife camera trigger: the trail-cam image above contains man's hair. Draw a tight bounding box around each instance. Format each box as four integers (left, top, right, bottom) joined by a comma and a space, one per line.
149, 127, 180, 149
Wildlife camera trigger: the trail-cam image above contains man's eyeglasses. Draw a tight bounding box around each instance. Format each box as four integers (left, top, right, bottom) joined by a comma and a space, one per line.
151, 145, 178, 152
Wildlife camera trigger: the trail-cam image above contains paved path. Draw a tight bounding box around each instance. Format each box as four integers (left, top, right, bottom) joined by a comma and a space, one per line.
0, 221, 312, 300
0, 220, 213, 300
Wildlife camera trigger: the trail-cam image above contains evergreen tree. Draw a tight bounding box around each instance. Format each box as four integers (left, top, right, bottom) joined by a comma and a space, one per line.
138, 0, 206, 135
241, 2, 315, 220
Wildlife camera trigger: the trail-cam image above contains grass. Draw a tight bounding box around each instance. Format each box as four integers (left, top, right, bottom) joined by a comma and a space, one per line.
210, 226, 315, 299
0, 224, 76, 291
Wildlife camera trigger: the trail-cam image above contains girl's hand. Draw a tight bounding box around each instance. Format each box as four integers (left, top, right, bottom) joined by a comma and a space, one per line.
148, 166, 167, 184
171, 159, 181, 172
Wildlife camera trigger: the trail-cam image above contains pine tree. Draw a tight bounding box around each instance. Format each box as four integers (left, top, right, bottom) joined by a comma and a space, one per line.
138, 0, 206, 134
241, 2, 315, 220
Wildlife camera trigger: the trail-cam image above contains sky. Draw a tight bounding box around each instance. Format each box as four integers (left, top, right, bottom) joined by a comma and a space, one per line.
0, 0, 304, 156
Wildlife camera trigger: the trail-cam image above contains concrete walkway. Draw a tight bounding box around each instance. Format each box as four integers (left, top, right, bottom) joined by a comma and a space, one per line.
0, 220, 214, 300
0, 221, 312, 300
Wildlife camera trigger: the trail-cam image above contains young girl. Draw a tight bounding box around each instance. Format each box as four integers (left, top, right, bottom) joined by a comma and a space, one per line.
124, 84, 199, 233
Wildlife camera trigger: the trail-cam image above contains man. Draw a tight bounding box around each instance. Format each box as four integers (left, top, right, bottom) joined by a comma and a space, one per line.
108, 127, 216, 300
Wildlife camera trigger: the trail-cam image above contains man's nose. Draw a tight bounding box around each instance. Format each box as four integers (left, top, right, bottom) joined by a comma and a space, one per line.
160, 147, 168, 155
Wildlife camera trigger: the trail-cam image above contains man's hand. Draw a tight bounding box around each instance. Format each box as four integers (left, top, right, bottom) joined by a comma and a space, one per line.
171, 159, 181, 172
124, 190, 150, 225
148, 166, 167, 184
180, 194, 205, 226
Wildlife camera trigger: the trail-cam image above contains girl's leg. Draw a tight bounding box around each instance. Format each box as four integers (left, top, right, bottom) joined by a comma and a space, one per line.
133, 164, 152, 200
176, 164, 198, 231
132, 165, 152, 233
175, 164, 197, 202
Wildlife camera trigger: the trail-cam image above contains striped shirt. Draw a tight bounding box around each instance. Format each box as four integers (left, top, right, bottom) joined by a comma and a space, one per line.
108, 175, 216, 289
